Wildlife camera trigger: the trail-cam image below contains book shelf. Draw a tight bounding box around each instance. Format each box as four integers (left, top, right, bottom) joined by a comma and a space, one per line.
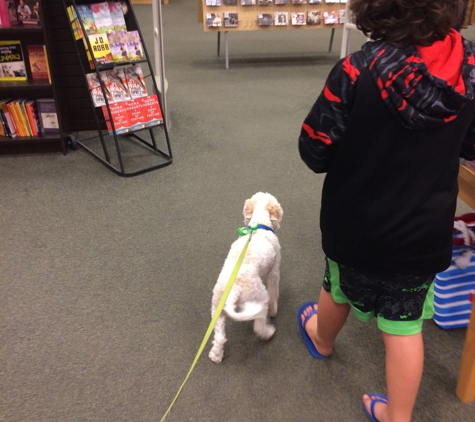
0, 1, 66, 155
58, 0, 172, 177
201, 0, 346, 68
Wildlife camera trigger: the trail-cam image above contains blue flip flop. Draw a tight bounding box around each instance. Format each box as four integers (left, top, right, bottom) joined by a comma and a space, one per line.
297, 301, 330, 359
362, 393, 388, 422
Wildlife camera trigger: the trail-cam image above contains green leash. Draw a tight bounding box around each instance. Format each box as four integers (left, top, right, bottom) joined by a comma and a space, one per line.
160, 225, 258, 422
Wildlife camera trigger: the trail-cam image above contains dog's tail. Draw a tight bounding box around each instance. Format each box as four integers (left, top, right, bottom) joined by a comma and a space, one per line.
224, 302, 267, 321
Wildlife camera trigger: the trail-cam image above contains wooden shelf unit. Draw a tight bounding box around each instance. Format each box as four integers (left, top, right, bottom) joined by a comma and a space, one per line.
202, 0, 346, 31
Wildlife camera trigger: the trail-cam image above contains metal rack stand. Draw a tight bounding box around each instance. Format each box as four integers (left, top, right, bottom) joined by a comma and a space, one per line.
61, 0, 172, 177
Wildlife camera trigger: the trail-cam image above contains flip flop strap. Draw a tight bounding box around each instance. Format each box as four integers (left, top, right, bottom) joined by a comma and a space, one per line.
370, 398, 387, 421
302, 309, 318, 329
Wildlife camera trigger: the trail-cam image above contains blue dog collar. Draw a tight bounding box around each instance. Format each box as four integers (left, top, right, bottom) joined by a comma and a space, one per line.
238, 223, 274, 237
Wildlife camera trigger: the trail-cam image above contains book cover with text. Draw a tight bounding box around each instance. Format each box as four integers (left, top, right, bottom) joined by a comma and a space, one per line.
0, 40, 26, 81
27, 45, 50, 81
108, 1, 126, 31
125, 64, 147, 99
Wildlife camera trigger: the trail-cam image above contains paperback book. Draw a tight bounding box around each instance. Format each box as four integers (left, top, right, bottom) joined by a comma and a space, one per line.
16, 0, 40, 25
124, 64, 147, 99
291, 12, 306, 25
258, 13, 273, 26
257, 0, 272, 5
98, 70, 115, 104
308, 0, 322, 3
274, 12, 288, 26
86, 72, 106, 107
206, 0, 221, 5
206, 13, 221, 27
87, 33, 114, 68
339, 9, 346, 23
0, 40, 26, 81
0, 0, 19, 27
76, 4, 97, 35
307, 10, 321, 25
108, 1, 126, 31
90, 2, 114, 34
274, 0, 289, 4
223, 12, 238, 28
36, 98, 59, 134
27, 45, 50, 82
241, 0, 256, 5
0, 98, 17, 137
105, 68, 131, 103
222, 0, 238, 4
292, 0, 307, 4
102, 94, 163, 135
125, 30, 143, 61
108, 30, 128, 63
323, 11, 338, 24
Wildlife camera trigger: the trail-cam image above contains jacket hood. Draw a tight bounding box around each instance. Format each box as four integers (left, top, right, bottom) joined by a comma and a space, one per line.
362, 30, 475, 129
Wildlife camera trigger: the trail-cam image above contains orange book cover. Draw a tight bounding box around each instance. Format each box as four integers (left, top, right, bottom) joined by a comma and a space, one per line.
7, 100, 22, 136
16, 99, 31, 136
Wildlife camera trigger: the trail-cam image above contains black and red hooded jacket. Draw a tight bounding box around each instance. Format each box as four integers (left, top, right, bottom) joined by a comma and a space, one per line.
299, 30, 475, 274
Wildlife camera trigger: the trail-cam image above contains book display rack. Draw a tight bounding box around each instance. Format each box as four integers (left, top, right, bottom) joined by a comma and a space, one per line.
60, 0, 172, 177
200, 0, 347, 68
0, 0, 66, 155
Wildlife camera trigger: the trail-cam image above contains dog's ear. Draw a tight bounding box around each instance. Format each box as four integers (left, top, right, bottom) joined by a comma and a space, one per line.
243, 198, 256, 225
266, 200, 283, 230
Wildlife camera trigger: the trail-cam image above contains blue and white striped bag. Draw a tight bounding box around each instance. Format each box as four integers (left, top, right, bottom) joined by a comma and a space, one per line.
433, 214, 475, 329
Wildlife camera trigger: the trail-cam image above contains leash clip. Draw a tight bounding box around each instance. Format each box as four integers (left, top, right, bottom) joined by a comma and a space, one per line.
238, 223, 259, 237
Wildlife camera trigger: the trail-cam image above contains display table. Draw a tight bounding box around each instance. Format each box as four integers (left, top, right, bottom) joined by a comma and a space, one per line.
456, 164, 475, 403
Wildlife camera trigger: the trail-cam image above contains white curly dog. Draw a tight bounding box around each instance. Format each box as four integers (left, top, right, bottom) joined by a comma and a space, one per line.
209, 192, 283, 363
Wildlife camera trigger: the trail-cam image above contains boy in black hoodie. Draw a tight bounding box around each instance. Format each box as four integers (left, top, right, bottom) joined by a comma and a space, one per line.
297, 1, 475, 421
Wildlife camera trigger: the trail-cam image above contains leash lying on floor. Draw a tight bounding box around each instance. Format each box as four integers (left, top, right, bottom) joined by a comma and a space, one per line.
160, 224, 259, 422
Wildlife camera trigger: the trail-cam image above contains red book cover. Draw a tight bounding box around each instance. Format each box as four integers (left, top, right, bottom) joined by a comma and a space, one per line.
27, 45, 50, 81
124, 99, 146, 131
25, 100, 38, 136
6, 100, 21, 136
140, 94, 163, 127
102, 102, 130, 134
0, 0, 10, 27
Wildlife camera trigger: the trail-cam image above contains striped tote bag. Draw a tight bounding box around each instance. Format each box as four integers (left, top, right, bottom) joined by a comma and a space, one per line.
433, 213, 475, 329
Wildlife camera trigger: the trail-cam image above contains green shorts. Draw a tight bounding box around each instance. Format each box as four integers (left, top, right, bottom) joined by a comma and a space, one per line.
322, 257, 436, 335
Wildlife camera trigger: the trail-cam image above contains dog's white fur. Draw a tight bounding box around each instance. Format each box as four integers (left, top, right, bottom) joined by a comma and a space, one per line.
209, 192, 283, 363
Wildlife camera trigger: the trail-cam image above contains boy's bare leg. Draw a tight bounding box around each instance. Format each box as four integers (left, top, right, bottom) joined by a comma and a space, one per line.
363, 332, 424, 422
301, 287, 351, 356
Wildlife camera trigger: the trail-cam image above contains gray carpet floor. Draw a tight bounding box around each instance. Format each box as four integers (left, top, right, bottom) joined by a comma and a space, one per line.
1, 1, 475, 421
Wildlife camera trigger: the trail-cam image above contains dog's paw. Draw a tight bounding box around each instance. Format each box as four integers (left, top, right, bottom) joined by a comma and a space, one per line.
209, 348, 224, 363
256, 324, 275, 340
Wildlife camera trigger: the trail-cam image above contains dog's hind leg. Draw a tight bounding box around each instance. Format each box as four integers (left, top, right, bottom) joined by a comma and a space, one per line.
253, 311, 276, 340
267, 252, 281, 317
209, 298, 227, 363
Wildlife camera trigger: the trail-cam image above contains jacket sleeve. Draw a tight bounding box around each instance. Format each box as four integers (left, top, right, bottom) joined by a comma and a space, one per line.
299, 53, 363, 173
460, 116, 475, 161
